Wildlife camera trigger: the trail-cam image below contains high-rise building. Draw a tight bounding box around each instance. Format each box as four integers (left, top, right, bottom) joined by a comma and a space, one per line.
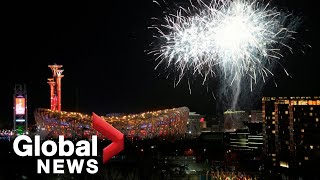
262, 96, 320, 172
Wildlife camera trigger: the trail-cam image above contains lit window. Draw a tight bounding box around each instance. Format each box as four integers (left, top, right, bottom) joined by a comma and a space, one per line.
309, 113, 313, 116
272, 112, 275, 115
310, 145, 313, 150
301, 129, 304, 133
285, 111, 288, 114
310, 107, 313, 111
280, 161, 289, 168
272, 130, 276, 134
304, 157, 309, 160
272, 121, 275, 124
272, 154, 276, 157
316, 118, 319, 123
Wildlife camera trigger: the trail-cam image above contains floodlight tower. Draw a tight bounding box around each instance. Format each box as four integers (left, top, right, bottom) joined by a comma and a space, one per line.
48, 64, 64, 112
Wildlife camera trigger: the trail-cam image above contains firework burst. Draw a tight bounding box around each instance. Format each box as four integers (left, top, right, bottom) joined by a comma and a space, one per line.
150, 0, 299, 90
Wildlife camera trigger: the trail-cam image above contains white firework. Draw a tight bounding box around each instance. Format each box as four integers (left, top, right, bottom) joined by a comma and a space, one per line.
150, 0, 298, 89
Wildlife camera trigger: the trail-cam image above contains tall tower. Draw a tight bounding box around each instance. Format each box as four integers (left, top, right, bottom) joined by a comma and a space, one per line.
13, 84, 28, 135
48, 64, 64, 111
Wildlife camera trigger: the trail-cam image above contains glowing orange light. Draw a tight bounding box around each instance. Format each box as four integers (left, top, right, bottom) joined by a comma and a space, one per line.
15, 97, 26, 115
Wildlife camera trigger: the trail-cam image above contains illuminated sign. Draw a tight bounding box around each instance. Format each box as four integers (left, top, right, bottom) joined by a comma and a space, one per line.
15, 97, 26, 115
16, 119, 26, 122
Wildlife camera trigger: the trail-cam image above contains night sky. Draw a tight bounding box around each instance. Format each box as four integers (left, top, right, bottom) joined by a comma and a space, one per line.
1, 0, 319, 126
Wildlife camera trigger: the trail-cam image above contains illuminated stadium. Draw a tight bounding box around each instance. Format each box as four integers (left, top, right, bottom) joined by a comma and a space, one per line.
34, 107, 190, 139
33, 65, 189, 140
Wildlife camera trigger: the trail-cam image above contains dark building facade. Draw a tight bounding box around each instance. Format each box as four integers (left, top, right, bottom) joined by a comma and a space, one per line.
224, 110, 248, 131
187, 112, 205, 138
262, 96, 320, 173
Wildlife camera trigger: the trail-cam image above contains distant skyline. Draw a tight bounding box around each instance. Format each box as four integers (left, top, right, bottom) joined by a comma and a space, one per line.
1, 0, 319, 126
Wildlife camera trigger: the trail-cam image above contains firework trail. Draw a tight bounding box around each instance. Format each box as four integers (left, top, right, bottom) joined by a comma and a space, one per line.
149, 0, 300, 110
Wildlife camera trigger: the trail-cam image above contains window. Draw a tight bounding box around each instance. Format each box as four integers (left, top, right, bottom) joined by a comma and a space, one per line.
285, 111, 288, 114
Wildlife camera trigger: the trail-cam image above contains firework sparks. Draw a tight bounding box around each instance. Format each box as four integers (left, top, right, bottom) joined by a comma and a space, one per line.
150, 0, 299, 89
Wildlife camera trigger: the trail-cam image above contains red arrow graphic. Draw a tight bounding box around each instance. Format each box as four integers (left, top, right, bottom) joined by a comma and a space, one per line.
92, 112, 124, 164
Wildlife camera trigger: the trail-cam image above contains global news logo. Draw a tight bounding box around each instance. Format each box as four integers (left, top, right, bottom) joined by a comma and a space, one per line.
12, 113, 124, 174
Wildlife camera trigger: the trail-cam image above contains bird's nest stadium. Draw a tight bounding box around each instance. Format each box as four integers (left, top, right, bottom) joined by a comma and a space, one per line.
34, 107, 189, 140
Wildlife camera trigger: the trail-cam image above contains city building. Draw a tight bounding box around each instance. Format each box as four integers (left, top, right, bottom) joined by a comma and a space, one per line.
247, 110, 263, 135
250, 110, 263, 123
262, 96, 320, 173
226, 129, 263, 153
224, 110, 248, 131
187, 112, 205, 137
228, 130, 250, 151
224, 129, 263, 170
